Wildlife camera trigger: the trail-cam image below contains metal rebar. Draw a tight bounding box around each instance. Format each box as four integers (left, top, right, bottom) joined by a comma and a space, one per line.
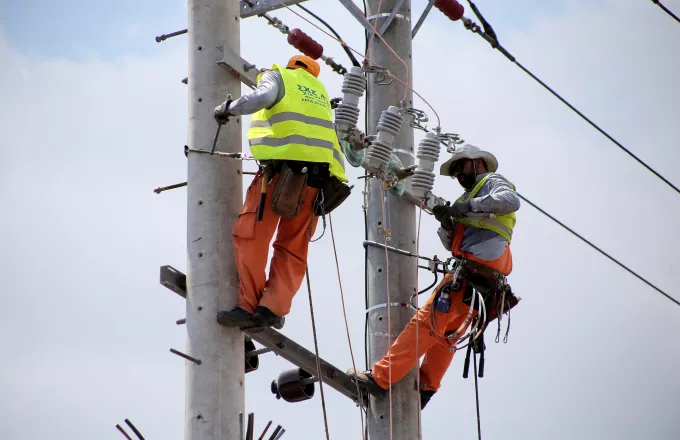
170, 348, 202, 365
245, 347, 274, 358
246, 413, 254, 440
258, 421, 273, 440
267, 425, 282, 440
273, 428, 286, 440
115, 424, 133, 440
154, 182, 187, 194
155, 29, 188, 42
124, 419, 145, 440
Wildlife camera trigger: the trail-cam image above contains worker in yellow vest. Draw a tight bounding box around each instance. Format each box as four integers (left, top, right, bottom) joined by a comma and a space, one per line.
214, 55, 349, 329
351, 144, 520, 409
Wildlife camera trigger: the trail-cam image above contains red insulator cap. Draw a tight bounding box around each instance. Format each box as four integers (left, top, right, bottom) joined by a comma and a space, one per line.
434, 0, 465, 21
287, 29, 323, 60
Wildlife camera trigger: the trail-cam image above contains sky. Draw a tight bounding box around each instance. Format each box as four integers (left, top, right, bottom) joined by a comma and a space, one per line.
1, 0, 680, 439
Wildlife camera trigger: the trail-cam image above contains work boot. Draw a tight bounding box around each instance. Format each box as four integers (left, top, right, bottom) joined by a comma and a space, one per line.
420, 390, 436, 410
347, 369, 386, 395
216, 307, 254, 326
252, 306, 285, 330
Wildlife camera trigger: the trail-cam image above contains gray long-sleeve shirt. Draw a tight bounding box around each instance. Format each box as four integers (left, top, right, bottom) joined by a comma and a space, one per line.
437, 173, 520, 260
227, 70, 285, 116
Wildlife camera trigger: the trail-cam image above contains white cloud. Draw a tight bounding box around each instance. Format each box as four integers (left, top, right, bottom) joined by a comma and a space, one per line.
1, 1, 680, 438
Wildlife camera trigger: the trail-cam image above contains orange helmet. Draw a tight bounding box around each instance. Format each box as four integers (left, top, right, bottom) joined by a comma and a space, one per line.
286, 55, 321, 78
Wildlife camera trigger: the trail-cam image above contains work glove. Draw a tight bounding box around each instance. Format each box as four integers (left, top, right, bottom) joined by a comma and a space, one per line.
451, 200, 472, 218
432, 204, 454, 230
213, 99, 233, 124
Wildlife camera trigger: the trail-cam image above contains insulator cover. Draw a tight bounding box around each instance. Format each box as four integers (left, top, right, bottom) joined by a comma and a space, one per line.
365, 106, 404, 169
335, 66, 366, 132
287, 28, 323, 60
410, 132, 442, 198
435, 0, 465, 21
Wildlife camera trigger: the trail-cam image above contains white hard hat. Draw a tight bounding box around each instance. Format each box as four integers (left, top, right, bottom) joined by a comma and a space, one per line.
439, 144, 498, 176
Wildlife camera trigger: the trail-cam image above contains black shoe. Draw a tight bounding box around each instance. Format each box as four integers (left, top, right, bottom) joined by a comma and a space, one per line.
347, 369, 386, 395
252, 306, 285, 330
216, 307, 254, 327
420, 390, 436, 410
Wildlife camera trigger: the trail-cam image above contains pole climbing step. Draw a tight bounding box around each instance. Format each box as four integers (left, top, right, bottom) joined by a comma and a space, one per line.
159, 265, 368, 405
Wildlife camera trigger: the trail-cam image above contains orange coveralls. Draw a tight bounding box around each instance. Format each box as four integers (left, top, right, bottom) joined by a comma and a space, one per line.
371, 223, 513, 391
232, 170, 318, 317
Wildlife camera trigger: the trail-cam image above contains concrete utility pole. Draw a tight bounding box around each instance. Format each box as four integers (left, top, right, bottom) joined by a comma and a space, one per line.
365, 0, 419, 439
186, 0, 243, 439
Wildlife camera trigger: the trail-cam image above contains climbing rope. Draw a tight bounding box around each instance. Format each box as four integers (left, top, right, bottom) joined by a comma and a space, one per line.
379, 188, 394, 440
472, 349, 483, 440
328, 214, 366, 439
305, 268, 330, 440
415, 201, 424, 438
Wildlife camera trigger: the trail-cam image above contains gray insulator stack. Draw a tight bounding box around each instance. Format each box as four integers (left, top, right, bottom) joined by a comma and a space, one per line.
334, 66, 366, 133
410, 132, 441, 198
365, 106, 403, 168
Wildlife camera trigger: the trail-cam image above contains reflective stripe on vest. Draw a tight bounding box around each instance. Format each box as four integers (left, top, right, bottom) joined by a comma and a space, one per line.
455, 174, 516, 242
247, 65, 347, 182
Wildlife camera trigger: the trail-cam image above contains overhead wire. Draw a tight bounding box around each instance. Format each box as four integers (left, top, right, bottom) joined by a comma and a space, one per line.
328, 214, 367, 439
461, 5, 680, 196
272, 0, 441, 126
304, 268, 331, 440
415, 201, 424, 439
650, 0, 680, 24
518, 193, 680, 307
296, 3, 361, 67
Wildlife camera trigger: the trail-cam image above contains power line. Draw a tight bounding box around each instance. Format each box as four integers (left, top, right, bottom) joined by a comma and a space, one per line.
650, 0, 680, 24
518, 193, 680, 308
460, 10, 680, 196
296, 3, 361, 67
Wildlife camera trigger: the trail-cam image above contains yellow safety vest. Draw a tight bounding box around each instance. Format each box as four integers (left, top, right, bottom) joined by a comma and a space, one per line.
455, 174, 516, 242
247, 65, 348, 182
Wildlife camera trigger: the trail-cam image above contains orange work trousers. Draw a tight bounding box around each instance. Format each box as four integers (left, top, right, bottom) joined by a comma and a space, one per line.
232, 171, 318, 316
371, 274, 476, 392
372, 224, 513, 391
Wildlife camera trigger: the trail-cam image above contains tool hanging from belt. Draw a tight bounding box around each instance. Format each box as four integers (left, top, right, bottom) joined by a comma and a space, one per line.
256, 163, 275, 222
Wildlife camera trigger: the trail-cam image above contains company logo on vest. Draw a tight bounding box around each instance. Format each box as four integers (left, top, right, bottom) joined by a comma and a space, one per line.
297, 84, 330, 109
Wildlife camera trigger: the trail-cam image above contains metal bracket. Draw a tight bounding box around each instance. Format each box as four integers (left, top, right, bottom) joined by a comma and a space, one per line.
245, 327, 364, 403
216, 46, 260, 89
239, 0, 308, 18
158, 266, 366, 404
400, 107, 429, 131
160, 265, 187, 299
376, 0, 406, 36
337, 0, 375, 34
412, 0, 437, 38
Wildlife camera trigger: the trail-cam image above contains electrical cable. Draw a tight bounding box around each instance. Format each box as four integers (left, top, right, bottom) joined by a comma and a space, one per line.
296, 3, 361, 67
461, 13, 680, 196
272, 0, 442, 125
379, 188, 394, 440
472, 351, 482, 440
304, 268, 331, 440
328, 214, 366, 439
518, 193, 680, 307
415, 201, 424, 439
650, 0, 680, 24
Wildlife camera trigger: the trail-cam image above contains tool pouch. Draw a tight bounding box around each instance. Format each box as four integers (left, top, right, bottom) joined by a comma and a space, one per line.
271, 163, 308, 218
313, 177, 352, 216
